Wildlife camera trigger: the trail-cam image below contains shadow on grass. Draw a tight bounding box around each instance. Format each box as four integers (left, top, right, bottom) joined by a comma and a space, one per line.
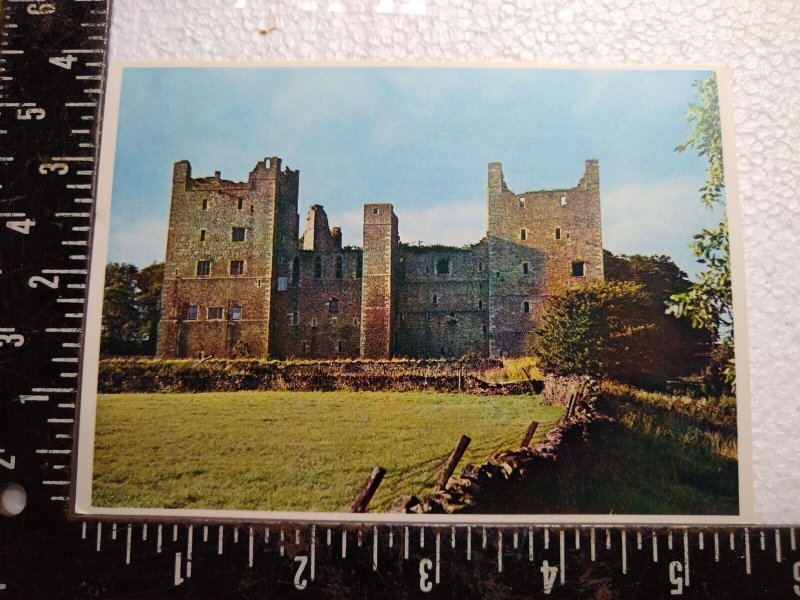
463, 399, 739, 516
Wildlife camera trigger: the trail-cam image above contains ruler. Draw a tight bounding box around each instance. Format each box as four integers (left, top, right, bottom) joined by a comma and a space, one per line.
1, 1, 800, 598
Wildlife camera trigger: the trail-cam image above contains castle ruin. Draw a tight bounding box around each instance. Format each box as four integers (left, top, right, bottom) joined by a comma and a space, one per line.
156, 157, 603, 359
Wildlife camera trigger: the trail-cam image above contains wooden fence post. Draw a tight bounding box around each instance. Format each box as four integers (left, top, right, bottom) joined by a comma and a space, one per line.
434, 435, 471, 492
348, 466, 386, 513
520, 420, 539, 447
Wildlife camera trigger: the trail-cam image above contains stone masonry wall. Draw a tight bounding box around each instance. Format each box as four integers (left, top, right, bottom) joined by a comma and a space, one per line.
156, 157, 602, 359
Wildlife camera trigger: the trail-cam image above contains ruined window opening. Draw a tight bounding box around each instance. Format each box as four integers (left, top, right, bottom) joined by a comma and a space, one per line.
520, 228, 527, 241
301, 340, 307, 353
314, 256, 323, 278
523, 301, 530, 314
185, 305, 198, 320
372, 208, 380, 215
572, 261, 586, 277
478, 261, 484, 272
230, 260, 244, 276
329, 298, 339, 313
353, 317, 359, 326
291, 256, 300, 286
495, 271, 500, 279
232, 227, 246, 242
231, 304, 242, 321
199, 229, 206, 242
440, 346, 445, 355
310, 317, 318, 328
277, 277, 288, 291
555, 228, 561, 240
237, 198, 243, 211
355, 257, 363, 279
335, 256, 343, 279
478, 300, 483, 310
560, 195, 567, 206
208, 306, 224, 320
432, 293, 438, 305
290, 311, 299, 326
522, 262, 529, 275
196, 260, 211, 276
250, 205, 254, 214
202, 199, 208, 211
519, 197, 526, 208
436, 258, 450, 275
336, 340, 343, 353
482, 324, 487, 334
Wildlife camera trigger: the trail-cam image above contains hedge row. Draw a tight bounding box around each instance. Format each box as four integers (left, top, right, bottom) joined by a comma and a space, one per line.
97, 357, 543, 395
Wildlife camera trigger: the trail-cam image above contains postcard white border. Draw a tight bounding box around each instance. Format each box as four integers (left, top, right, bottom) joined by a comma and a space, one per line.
74, 61, 753, 525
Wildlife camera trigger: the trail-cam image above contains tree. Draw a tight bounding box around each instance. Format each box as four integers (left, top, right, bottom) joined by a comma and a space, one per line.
533, 281, 654, 380
100, 262, 164, 356
604, 251, 712, 388
665, 75, 735, 393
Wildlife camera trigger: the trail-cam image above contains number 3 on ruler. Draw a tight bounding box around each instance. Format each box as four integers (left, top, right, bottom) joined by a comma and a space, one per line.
419, 558, 433, 592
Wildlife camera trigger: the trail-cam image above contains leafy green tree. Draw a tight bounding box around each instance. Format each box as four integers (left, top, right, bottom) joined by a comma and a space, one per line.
533, 281, 654, 380
100, 262, 164, 356
604, 251, 711, 388
136, 262, 165, 355
666, 75, 735, 393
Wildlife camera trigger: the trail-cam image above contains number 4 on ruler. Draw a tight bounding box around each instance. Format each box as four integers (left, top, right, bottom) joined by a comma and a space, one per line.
0, 449, 15, 470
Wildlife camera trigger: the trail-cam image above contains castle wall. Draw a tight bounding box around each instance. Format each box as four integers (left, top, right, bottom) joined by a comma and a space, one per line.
269, 248, 363, 358
486, 160, 603, 357
156, 156, 603, 360
394, 243, 489, 357
156, 157, 297, 358
360, 204, 398, 358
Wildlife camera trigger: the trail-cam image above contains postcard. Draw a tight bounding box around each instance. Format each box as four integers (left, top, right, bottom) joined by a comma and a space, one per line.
74, 63, 752, 523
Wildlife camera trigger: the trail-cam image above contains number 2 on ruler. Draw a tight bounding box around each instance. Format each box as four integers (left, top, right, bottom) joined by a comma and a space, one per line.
0, 449, 15, 470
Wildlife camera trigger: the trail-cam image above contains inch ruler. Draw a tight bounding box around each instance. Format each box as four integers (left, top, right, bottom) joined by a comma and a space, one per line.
1, 1, 799, 598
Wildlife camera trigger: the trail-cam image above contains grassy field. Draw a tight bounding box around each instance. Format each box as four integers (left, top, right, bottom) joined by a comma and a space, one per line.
468, 385, 739, 516
92, 391, 562, 513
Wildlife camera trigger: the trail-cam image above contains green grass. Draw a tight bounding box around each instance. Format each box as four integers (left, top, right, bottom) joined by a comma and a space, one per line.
93, 391, 561, 513
466, 387, 739, 516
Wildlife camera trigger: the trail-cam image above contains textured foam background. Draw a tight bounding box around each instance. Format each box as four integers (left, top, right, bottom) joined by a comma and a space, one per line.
108, 0, 800, 524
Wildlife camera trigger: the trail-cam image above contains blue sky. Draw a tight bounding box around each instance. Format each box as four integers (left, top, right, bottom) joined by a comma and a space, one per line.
107, 66, 726, 278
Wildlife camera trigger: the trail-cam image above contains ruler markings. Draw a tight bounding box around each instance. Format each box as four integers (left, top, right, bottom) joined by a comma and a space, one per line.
528, 527, 533, 561
559, 530, 566, 584
187, 526, 193, 578
112, 524, 117, 540
373, 527, 378, 571
497, 530, 502, 573
96, 523, 102, 552
714, 532, 720, 561
404, 527, 408, 559
33, 387, 73, 393
513, 530, 518, 549
652, 531, 658, 563
745, 528, 751, 574
467, 526, 472, 561
57, 403, 75, 409
435, 532, 441, 583
590, 528, 596, 562
55, 434, 71, 439
668, 530, 673, 550
791, 528, 796, 551
760, 530, 766, 551
621, 530, 627, 574
684, 529, 690, 587
730, 532, 735, 550
126, 525, 132, 565
218, 526, 223, 555
544, 528, 549, 550
775, 529, 782, 563
341, 530, 347, 559
157, 525, 163, 553
699, 532, 704, 550
310, 526, 316, 580
143, 524, 148, 541
81, 523, 87, 539
575, 529, 580, 549
637, 531, 642, 550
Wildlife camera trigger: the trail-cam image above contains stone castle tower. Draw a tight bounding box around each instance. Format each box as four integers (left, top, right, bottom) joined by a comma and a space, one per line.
156, 157, 603, 359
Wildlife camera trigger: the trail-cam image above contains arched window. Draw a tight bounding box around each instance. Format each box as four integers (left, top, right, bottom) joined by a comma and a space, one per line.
314, 256, 323, 279
329, 298, 339, 314
335, 256, 343, 279
291, 256, 300, 286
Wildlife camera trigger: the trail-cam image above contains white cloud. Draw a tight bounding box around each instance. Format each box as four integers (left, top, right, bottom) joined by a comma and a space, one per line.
108, 217, 168, 267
